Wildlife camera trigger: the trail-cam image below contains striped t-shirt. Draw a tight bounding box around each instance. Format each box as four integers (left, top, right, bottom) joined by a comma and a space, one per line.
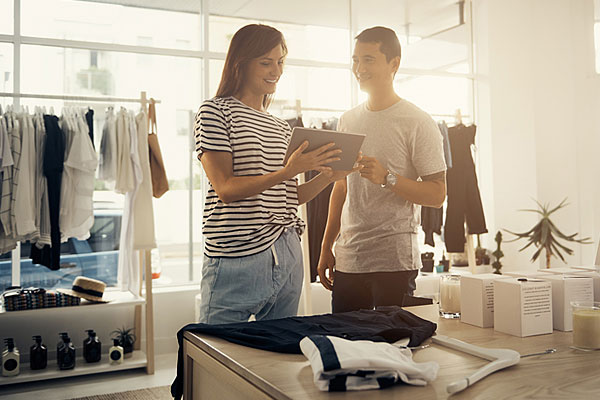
195, 96, 304, 258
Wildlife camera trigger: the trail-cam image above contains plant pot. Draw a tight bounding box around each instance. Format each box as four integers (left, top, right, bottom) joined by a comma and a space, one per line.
120, 339, 134, 358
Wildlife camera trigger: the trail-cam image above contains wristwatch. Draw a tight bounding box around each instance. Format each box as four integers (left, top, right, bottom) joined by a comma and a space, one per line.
381, 170, 397, 189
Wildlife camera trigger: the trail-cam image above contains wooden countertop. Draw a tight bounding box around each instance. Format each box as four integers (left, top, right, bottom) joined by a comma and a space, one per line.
184, 304, 600, 399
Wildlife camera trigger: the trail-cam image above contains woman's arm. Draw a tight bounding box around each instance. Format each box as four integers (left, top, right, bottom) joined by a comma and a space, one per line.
201, 141, 341, 204
297, 168, 357, 205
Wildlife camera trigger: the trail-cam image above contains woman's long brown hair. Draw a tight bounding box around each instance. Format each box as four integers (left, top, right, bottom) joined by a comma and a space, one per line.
215, 24, 287, 109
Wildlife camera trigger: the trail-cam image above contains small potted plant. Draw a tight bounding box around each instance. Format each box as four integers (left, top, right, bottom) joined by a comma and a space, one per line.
111, 326, 136, 358
505, 198, 592, 268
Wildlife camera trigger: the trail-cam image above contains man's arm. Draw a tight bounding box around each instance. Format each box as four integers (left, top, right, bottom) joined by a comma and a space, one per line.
317, 178, 347, 290
358, 156, 446, 208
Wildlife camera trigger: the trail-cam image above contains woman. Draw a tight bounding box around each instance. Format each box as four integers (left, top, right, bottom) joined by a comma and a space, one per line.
195, 24, 354, 324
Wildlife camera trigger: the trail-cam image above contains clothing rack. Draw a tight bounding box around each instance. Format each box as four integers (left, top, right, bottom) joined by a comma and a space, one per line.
0, 91, 161, 110
0, 90, 157, 374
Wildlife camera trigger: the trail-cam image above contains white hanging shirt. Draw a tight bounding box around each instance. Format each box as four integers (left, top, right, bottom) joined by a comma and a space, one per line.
300, 335, 439, 392
117, 111, 143, 293
132, 111, 156, 250
60, 112, 98, 240
115, 108, 134, 194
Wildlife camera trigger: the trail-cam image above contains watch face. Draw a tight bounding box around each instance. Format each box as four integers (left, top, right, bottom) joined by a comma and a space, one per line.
385, 172, 396, 187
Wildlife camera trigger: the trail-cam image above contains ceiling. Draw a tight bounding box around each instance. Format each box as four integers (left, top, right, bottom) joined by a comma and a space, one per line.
84, 0, 465, 38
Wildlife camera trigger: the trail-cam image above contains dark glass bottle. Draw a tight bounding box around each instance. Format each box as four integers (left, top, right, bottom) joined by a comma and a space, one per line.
30, 336, 47, 370
56, 332, 68, 367
83, 330, 101, 363
58, 335, 75, 370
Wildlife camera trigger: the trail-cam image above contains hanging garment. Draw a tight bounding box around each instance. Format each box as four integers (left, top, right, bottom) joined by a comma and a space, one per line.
85, 108, 94, 148
33, 112, 51, 246
132, 110, 156, 250
438, 121, 453, 169
300, 335, 439, 391
8, 114, 22, 236
14, 114, 36, 237
30, 115, 65, 271
114, 108, 134, 194
171, 306, 437, 399
0, 115, 17, 254
444, 124, 487, 253
60, 111, 97, 240
305, 169, 333, 282
98, 107, 117, 181
421, 205, 443, 247
117, 111, 143, 293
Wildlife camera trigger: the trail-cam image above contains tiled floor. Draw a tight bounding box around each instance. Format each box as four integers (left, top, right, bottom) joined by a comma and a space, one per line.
0, 353, 177, 400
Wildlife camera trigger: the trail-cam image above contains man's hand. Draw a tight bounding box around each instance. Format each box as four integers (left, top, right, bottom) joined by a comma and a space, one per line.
317, 247, 335, 291
358, 156, 387, 185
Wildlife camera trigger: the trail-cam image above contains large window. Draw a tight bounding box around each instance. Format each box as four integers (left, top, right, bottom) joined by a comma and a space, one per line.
0, 0, 475, 292
21, 0, 201, 51
0, 0, 12, 34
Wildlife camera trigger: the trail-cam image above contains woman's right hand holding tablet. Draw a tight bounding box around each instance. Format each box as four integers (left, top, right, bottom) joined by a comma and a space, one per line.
284, 141, 341, 178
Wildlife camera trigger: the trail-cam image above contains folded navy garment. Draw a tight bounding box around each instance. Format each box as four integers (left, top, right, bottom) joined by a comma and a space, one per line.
171, 306, 436, 399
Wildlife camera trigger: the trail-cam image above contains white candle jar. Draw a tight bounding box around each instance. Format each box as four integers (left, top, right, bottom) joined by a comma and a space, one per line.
571, 301, 600, 350
439, 274, 461, 319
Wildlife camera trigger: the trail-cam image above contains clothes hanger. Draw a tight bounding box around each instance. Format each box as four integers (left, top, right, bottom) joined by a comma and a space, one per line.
432, 335, 520, 394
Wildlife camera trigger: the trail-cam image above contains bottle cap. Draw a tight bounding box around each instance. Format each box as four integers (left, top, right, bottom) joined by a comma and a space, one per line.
113, 338, 120, 346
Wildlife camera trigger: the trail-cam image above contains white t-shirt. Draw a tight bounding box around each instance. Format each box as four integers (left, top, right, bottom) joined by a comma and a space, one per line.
335, 99, 446, 273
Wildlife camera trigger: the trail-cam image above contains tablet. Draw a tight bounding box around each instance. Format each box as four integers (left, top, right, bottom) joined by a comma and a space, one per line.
283, 127, 366, 171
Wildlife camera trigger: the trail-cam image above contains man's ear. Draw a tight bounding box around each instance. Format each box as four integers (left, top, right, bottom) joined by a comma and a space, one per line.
391, 56, 401, 73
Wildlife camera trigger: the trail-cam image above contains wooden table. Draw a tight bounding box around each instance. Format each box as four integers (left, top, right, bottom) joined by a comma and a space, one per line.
182, 304, 600, 399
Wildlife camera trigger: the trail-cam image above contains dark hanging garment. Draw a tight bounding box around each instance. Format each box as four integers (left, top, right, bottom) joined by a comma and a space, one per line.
285, 116, 303, 129
305, 170, 333, 281
421, 205, 443, 247
170, 306, 437, 399
444, 124, 487, 253
31, 115, 65, 271
85, 108, 94, 149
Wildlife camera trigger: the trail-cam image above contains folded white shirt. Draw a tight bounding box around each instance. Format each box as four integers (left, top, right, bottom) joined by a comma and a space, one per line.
300, 335, 439, 392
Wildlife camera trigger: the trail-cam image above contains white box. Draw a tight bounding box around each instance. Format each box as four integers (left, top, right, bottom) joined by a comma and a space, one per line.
570, 271, 600, 302
503, 270, 551, 278
460, 274, 501, 328
571, 265, 599, 272
542, 275, 594, 331
493, 278, 553, 337
539, 267, 583, 275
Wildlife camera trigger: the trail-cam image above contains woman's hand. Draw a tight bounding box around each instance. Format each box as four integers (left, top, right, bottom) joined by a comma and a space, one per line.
320, 152, 363, 183
284, 141, 341, 178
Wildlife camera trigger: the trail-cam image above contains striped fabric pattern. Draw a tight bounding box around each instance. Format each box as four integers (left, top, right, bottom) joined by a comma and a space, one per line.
195, 97, 304, 258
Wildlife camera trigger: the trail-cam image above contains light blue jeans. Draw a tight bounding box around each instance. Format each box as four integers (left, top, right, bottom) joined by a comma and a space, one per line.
198, 228, 303, 324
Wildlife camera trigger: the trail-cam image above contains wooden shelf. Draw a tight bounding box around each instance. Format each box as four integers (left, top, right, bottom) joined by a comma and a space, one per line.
0, 290, 145, 318
0, 350, 147, 386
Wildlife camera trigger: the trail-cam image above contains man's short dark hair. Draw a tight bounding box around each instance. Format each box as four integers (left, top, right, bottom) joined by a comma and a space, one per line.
355, 26, 401, 62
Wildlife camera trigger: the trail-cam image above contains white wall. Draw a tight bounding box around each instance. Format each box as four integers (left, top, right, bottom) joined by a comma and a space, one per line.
473, 0, 600, 270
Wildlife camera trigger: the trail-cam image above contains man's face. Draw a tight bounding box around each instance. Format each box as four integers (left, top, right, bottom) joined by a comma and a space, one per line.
244, 44, 285, 97
352, 41, 399, 94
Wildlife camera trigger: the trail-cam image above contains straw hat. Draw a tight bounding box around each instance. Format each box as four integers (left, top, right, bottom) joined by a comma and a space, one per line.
57, 276, 109, 303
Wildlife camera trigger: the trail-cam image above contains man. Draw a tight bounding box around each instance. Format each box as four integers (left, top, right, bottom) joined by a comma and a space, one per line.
317, 26, 446, 313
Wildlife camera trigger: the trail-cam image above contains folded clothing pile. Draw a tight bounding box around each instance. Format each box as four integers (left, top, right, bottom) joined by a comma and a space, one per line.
1, 287, 80, 311
300, 335, 439, 391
